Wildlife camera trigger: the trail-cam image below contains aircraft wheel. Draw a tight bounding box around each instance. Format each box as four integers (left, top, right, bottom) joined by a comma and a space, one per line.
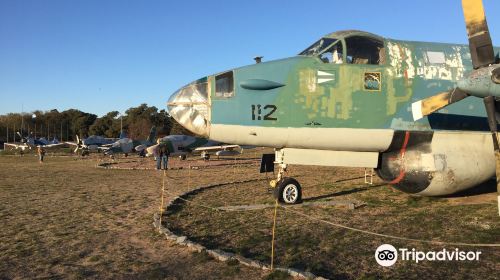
274, 177, 302, 204
204, 154, 210, 161
180, 155, 187, 160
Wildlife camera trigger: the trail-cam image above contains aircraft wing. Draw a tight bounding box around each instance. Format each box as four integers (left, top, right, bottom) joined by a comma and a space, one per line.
100, 143, 114, 148
65, 141, 78, 146
43, 143, 67, 148
194, 145, 240, 152
3, 143, 24, 149
98, 146, 111, 152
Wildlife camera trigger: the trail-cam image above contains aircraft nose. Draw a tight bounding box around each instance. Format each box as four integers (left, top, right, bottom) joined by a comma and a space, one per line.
167, 80, 210, 137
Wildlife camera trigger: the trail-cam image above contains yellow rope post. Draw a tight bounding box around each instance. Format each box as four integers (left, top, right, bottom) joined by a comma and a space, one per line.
270, 198, 279, 270
233, 156, 236, 180
188, 163, 191, 188
159, 169, 166, 229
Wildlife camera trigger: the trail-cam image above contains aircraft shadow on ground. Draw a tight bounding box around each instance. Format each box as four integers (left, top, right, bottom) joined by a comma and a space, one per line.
439, 178, 496, 198
302, 181, 385, 202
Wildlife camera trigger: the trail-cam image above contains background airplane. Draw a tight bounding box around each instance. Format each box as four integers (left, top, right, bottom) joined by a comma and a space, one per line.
65, 131, 125, 155
145, 134, 244, 160
102, 126, 157, 156
166, 0, 500, 213
4, 132, 65, 150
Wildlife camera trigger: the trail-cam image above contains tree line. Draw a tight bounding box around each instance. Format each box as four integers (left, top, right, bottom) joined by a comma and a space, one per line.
0, 104, 192, 143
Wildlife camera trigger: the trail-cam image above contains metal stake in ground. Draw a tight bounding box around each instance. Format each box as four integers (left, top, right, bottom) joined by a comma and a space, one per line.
271, 198, 279, 270
159, 169, 166, 229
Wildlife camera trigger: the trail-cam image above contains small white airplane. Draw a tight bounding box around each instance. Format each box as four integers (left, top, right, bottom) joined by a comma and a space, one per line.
3, 132, 65, 151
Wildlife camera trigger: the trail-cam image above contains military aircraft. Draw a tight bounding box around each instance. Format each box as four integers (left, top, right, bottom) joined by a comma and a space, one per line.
66, 135, 116, 155
4, 132, 65, 150
102, 126, 157, 156
166, 0, 500, 214
65, 132, 126, 155
145, 134, 243, 160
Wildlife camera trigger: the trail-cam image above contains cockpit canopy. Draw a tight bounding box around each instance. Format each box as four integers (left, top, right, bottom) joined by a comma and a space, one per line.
299, 30, 385, 65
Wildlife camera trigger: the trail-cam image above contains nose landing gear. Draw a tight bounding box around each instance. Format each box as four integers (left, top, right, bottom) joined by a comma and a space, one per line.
270, 163, 302, 204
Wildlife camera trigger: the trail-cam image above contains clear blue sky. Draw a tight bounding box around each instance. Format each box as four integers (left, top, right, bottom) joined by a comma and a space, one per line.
1, 0, 499, 116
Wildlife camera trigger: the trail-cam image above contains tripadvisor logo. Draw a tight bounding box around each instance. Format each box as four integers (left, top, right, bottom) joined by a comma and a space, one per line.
375, 244, 482, 267
375, 244, 398, 267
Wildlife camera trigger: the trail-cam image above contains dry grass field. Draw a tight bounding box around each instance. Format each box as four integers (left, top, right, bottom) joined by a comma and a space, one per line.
0, 154, 268, 279
0, 151, 499, 279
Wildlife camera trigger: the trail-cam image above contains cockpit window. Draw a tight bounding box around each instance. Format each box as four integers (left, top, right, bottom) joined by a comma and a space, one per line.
345, 36, 385, 65
215, 71, 234, 98
299, 38, 338, 56
319, 41, 344, 64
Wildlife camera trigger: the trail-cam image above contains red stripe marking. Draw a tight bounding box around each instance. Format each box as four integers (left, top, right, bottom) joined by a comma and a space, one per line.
389, 131, 410, 185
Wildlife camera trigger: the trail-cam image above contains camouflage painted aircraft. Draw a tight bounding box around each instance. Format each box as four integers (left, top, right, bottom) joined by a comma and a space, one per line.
145, 134, 242, 160
166, 0, 500, 213
102, 126, 157, 156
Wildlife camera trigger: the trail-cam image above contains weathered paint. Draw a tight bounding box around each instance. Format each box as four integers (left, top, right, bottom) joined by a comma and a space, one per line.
171, 31, 500, 138
167, 30, 500, 196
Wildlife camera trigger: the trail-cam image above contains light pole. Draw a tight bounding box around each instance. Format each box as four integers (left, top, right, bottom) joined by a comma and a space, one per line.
32, 114, 37, 139
21, 104, 24, 135
117, 113, 123, 137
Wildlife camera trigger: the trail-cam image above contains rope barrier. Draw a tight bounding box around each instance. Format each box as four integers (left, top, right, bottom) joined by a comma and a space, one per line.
162, 188, 222, 212
162, 184, 500, 247
281, 206, 500, 247
159, 161, 500, 249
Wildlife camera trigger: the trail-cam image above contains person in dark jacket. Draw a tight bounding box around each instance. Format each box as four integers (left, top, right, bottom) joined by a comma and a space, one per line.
161, 145, 169, 170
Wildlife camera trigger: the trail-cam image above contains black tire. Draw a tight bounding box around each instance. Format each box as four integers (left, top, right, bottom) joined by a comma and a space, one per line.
274, 177, 302, 204
180, 154, 187, 160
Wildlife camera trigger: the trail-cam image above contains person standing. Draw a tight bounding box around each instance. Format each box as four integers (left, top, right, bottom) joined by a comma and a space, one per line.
162, 145, 169, 170
37, 146, 46, 163
156, 145, 163, 170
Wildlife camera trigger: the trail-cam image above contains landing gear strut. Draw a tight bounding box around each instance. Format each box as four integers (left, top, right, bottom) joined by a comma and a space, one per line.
271, 163, 302, 204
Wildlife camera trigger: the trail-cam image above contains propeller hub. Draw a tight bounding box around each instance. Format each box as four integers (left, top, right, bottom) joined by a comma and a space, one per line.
457, 65, 500, 98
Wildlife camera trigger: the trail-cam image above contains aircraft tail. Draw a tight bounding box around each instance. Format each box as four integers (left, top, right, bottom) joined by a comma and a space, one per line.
147, 126, 157, 144
119, 130, 127, 139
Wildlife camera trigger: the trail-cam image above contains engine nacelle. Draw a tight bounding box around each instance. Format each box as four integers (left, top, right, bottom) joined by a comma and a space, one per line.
135, 144, 147, 152
215, 150, 241, 157
376, 131, 494, 196
87, 145, 99, 151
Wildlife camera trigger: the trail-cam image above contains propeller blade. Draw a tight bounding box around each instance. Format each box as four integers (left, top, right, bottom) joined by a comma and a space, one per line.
74, 146, 79, 153
483, 96, 500, 216
462, 0, 495, 68
412, 89, 469, 120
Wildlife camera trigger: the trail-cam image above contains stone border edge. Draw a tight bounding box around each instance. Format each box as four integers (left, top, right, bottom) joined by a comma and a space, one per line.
152, 179, 327, 280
